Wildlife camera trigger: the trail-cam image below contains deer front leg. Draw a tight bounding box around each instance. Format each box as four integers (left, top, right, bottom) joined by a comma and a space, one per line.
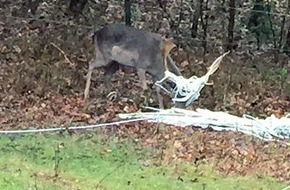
156, 86, 164, 109
137, 69, 148, 90
104, 61, 120, 89
136, 68, 150, 107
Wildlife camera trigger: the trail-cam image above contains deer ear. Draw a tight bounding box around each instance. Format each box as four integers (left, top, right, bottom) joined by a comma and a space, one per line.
165, 38, 176, 46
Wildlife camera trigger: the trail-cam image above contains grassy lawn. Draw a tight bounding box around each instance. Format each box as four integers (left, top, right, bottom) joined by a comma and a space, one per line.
0, 132, 287, 190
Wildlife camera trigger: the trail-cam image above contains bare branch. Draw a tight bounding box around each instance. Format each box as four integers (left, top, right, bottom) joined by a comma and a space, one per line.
51, 42, 74, 67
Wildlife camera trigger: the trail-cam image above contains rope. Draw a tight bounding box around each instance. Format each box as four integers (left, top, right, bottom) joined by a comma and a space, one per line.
0, 118, 145, 135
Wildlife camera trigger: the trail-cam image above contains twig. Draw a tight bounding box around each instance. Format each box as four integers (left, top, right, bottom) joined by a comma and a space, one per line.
50, 42, 74, 67
95, 163, 123, 189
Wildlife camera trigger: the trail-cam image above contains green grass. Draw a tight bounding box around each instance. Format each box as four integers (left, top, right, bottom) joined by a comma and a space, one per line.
0, 132, 287, 190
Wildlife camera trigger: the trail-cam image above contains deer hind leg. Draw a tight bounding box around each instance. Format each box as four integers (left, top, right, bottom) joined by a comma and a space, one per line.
84, 55, 107, 100
84, 59, 95, 100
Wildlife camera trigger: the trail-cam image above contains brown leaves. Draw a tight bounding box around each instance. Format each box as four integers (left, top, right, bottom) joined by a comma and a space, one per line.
132, 126, 290, 182
1, 94, 90, 128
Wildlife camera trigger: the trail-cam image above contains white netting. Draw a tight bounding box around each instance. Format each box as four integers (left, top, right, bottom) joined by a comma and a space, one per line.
155, 71, 207, 106
155, 52, 229, 106
119, 107, 290, 141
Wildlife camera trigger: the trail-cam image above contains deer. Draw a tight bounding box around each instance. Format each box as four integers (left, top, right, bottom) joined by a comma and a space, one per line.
84, 23, 181, 108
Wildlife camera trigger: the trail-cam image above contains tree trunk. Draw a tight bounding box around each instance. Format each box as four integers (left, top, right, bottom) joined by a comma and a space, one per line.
69, 0, 88, 15
265, 0, 278, 62
200, 0, 209, 60
285, 25, 290, 55
279, 11, 286, 49
227, 0, 235, 51
191, 0, 202, 38
124, 0, 132, 26
283, 0, 290, 55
